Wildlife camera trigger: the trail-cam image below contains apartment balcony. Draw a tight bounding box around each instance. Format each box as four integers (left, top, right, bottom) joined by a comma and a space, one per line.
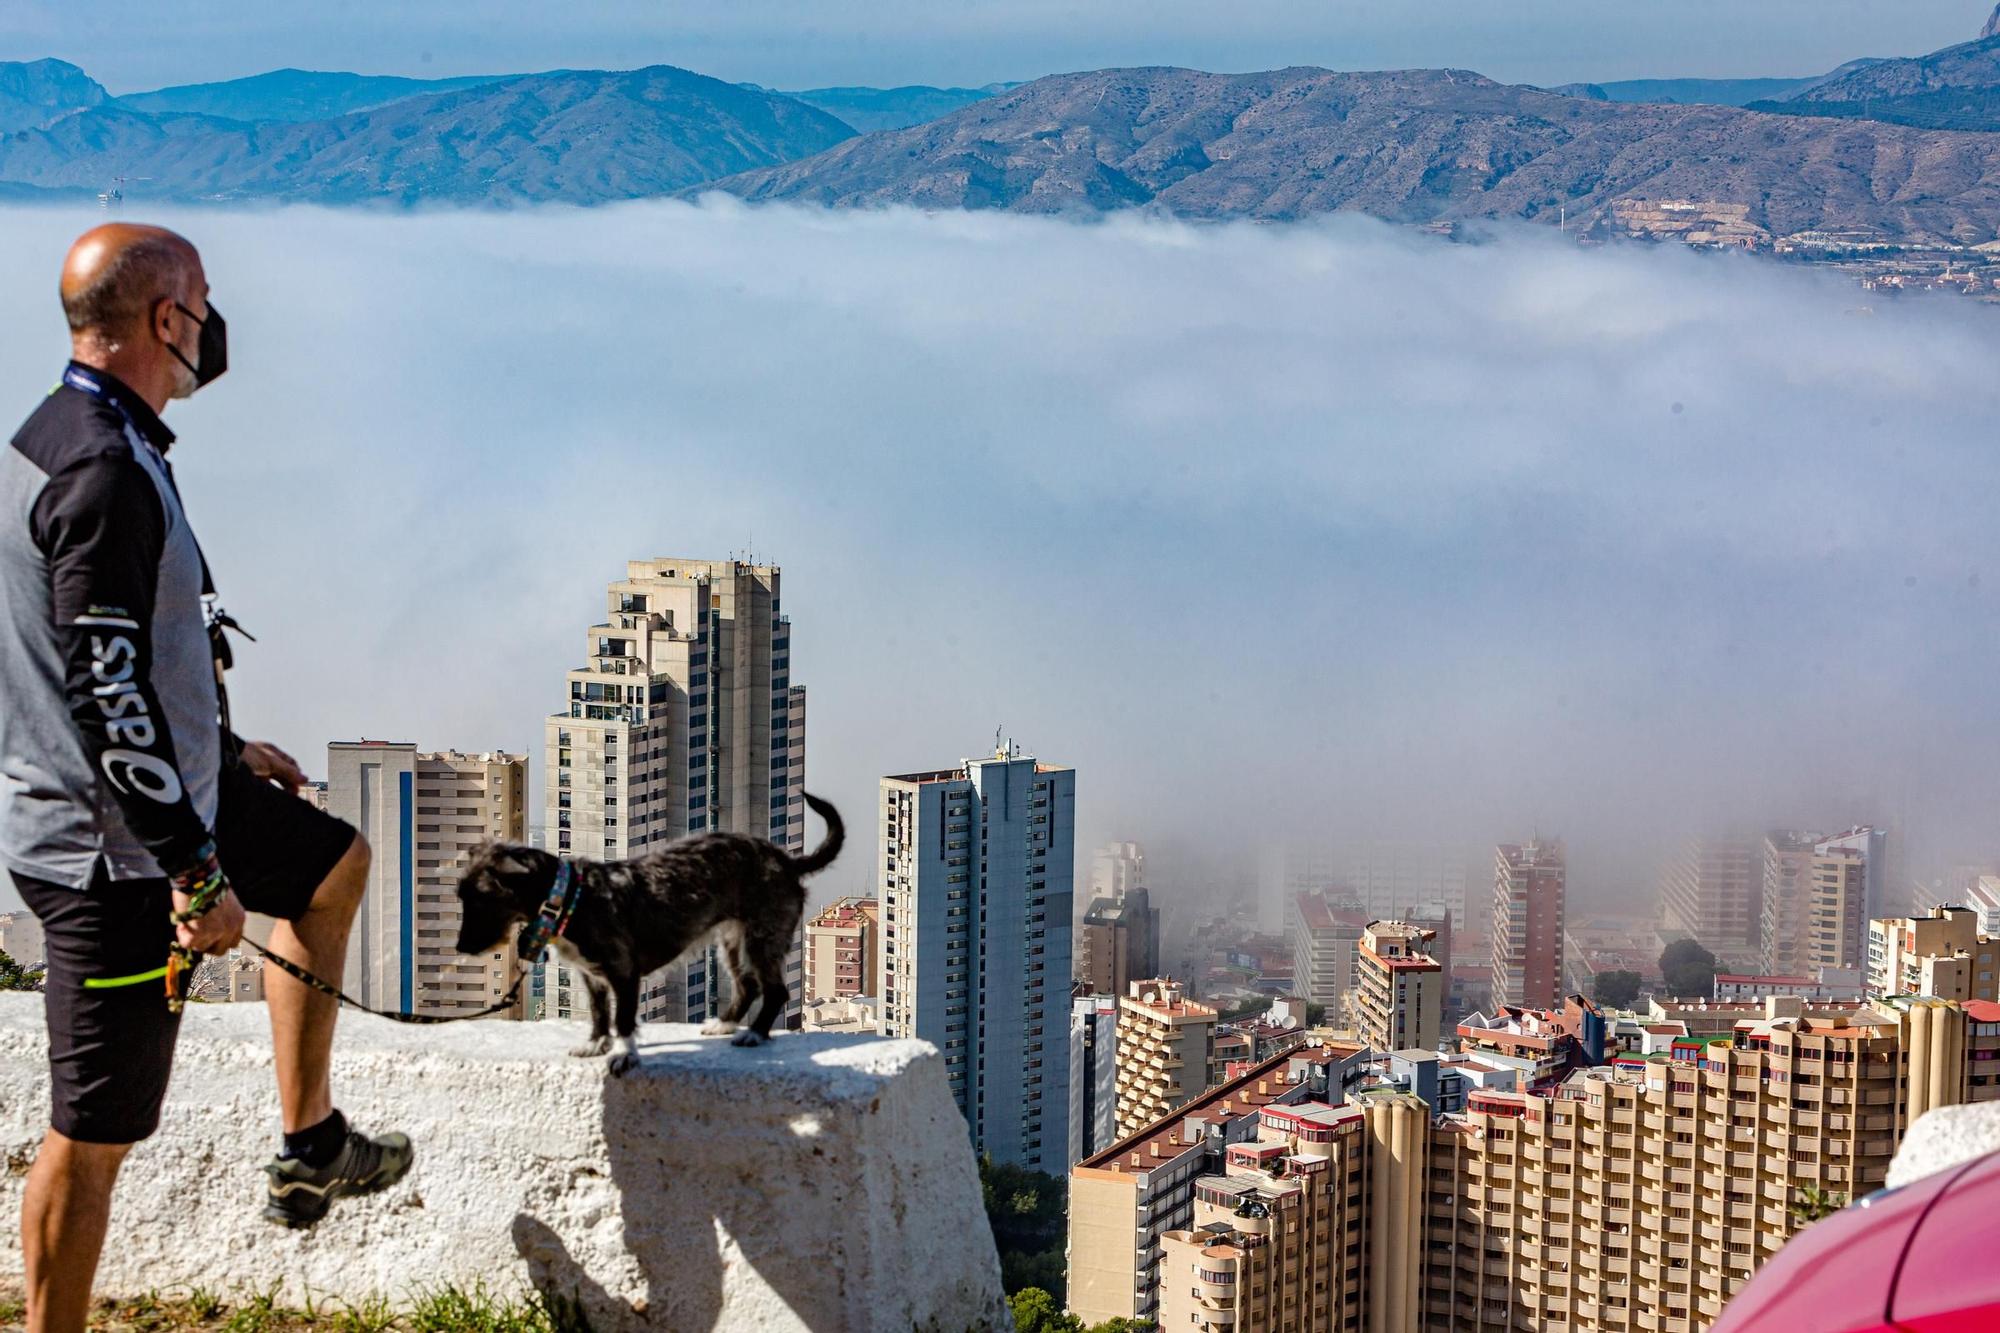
0, 995, 1005, 1330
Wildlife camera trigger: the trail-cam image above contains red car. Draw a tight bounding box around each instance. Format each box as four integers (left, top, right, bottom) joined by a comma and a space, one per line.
1710, 1149, 2000, 1332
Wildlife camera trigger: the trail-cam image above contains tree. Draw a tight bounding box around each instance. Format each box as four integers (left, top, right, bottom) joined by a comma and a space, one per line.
1592, 969, 1643, 1009
1657, 939, 1718, 998
981, 1156, 1069, 1300
0, 949, 42, 993
1788, 1185, 1846, 1227
1008, 1287, 1082, 1333
1304, 1002, 1328, 1027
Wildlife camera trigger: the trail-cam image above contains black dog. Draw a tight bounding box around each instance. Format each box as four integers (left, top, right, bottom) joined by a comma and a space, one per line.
456, 792, 844, 1074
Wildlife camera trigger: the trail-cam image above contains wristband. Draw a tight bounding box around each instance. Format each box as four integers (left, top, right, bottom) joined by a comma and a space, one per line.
170, 840, 228, 923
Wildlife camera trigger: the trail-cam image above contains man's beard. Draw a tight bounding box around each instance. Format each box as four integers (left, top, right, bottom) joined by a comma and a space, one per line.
166, 351, 199, 400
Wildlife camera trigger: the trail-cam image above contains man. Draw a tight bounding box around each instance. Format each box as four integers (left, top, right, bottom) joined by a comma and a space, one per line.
1, 224, 411, 1331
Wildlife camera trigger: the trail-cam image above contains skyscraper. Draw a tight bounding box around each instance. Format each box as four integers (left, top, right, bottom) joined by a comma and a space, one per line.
1113, 978, 1216, 1139
1759, 831, 1818, 976
544, 558, 805, 1028
326, 742, 528, 1019
1657, 835, 1761, 968
1289, 890, 1366, 1020
1492, 839, 1566, 1011
1089, 841, 1146, 901
1069, 992, 1120, 1168
1810, 826, 1885, 973
879, 748, 1074, 1170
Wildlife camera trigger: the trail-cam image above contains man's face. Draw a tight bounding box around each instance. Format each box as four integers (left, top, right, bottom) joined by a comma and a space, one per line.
160, 260, 210, 401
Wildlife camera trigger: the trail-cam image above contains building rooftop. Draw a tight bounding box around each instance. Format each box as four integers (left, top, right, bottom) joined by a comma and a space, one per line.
1076, 1042, 1364, 1175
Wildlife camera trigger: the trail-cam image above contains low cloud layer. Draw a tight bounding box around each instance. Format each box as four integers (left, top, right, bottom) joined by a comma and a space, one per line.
0, 201, 1996, 912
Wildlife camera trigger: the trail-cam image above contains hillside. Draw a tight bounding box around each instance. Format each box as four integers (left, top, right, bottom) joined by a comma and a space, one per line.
0, 58, 107, 132
783, 84, 994, 132
1752, 34, 2000, 130
702, 65, 2000, 244
118, 69, 509, 122
0, 65, 855, 203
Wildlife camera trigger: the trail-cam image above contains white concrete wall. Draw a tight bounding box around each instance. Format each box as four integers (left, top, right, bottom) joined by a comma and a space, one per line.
0, 995, 1008, 1331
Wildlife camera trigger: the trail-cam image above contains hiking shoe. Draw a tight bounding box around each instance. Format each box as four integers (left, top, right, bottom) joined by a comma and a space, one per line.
262, 1126, 414, 1230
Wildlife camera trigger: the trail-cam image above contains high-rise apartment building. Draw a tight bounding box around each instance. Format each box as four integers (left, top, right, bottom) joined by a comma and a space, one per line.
1658, 835, 1761, 968
878, 749, 1074, 1169
1114, 978, 1216, 1139
1808, 827, 1885, 973
1965, 875, 2000, 937
1069, 992, 1120, 1168
1758, 831, 1817, 976
326, 742, 528, 1019
1492, 840, 1566, 1011
1867, 905, 1999, 1002
1089, 841, 1146, 901
1078, 887, 1160, 1002
1355, 921, 1443, 1055
803, 896, 878, 1002
1071, 994, 1975, 1333
1291, 891, 1366, 1019
544, 559, 805, 1028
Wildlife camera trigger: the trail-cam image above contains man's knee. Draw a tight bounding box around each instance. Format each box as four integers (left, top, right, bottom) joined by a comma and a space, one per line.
313, 832, 370, 913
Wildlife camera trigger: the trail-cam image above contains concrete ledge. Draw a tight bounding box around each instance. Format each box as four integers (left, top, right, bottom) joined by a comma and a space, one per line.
0, 995, 1007, 1331
1886, 1099, 2000, 1190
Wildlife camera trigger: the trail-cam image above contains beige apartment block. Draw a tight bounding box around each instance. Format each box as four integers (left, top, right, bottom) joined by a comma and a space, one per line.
1155, 1095, 1417, 1333
545, 558, 805, 1027
326, 743, 528, 1019
1115, 978, 1217, 1140
1070, 996, 1973, 1333
1067, 1042, 1369, 1327
1356, 921, 1443, 1055
804, 896, 879, 1002
1868, 904, 1999, 1002
1078, 886, 1160, 1003
1759, 831, 1816, 975
1807, 829, 1883, 973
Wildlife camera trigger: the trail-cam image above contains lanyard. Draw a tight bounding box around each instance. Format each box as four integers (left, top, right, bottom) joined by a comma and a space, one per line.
58, 364, 218, 601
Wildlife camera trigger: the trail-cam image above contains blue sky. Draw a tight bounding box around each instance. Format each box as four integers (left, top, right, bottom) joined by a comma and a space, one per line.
4, 202, 1997, 915
2, 0, 1992, 94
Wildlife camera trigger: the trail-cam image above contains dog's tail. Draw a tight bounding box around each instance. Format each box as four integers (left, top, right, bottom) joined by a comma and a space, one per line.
790, 793, 846, 876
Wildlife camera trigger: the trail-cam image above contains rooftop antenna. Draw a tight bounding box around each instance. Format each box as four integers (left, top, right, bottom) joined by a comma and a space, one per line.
994, 724, 1005, 758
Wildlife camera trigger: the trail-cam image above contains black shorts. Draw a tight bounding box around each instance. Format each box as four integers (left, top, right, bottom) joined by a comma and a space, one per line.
16, 761, 357, 1144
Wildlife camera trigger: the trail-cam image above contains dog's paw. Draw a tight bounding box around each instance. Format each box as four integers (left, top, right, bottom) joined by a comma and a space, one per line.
730, 1029, 766, 1048
569, 1036, 611, 1058
699, 1018, 738, 1037
608, 1050, 641, 1076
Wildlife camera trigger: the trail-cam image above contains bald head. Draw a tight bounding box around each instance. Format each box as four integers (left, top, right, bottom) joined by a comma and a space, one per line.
61, 223, 203, 342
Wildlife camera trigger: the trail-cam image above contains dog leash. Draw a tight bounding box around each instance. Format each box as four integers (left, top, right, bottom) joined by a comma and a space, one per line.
147, 859, 582, 1025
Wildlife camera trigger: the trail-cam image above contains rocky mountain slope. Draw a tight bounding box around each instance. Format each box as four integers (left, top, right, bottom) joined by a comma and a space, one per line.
703, 65, 2000, 243
0, 65, 855, 203
1751, 33, 2000, 130
782, 85, 995, 133
0, 59, 107, 132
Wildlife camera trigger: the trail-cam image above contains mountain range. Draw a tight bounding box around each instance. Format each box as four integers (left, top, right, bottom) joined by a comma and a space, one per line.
705, 65, 2000, 243
1746, 32, 2000, 132
0, 8, 1994, 238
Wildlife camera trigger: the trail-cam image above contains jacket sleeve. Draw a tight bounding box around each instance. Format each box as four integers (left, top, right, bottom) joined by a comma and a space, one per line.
30, 452, 214, 878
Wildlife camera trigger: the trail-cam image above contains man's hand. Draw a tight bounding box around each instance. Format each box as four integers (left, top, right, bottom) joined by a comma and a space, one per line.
174, 885, 245, 953
242, 740, 306, 793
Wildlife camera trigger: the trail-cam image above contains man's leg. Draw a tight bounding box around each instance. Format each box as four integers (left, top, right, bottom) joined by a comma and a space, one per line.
263, 832, 368, 1133
21, 1131, 131, 1333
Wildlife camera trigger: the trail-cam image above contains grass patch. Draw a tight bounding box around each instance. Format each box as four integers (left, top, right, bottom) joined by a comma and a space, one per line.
0, 1284, 590, 1332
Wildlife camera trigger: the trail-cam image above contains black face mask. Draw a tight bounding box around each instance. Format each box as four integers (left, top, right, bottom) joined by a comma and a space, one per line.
168, 301, 228, 389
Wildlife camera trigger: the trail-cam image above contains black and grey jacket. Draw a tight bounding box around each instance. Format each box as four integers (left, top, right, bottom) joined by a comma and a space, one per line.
0, 363, 221, 889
